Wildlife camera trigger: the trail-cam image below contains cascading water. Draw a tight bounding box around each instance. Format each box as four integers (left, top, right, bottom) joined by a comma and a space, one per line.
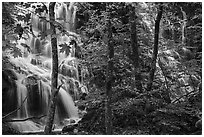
2, 2, 88, 132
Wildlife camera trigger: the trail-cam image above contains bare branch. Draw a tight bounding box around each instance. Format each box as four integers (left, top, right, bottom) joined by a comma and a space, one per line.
171, 89, 197, 104
3, 96, 28, 120
4, 115, 47, 122
54, 83, 63, 97
16, 5, 79, 39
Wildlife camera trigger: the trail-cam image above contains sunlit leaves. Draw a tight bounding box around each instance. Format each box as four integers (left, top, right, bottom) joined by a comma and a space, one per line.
14, 24, 24, 39
59, 43, 71, 55
30, 3, 48, 15
17, 15, 26, 21
17, 13, 31, 23
23, 2, 31, 8
69, 39, 77, 45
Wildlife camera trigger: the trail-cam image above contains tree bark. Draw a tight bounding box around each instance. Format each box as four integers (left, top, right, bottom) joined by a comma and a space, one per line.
44, 2, 58, 134
180, 7, 187, 45
158, 58, 171, 103
130, 5, 143, 93
147, 5, 163, 92
105, 4, 113, 135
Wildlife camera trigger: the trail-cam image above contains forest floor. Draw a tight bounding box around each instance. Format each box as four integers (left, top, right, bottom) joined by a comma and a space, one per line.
75, 86, 202, 135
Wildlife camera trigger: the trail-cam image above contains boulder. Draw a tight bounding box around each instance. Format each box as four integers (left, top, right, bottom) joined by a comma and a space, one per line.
62, 124, 78, 133
63, 119, 76, 125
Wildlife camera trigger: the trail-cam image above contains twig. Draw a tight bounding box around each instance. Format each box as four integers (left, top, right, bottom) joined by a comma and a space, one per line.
171, 89, 197, 104
3, 96, 28, 119
4, 115, 47, 122
57, 83, 63, 91
16, 5, 79, 39
54, 83, 63, 96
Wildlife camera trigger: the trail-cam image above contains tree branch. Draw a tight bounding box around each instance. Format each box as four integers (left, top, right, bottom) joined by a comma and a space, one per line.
147, 4, 163, 92
171, 89, 197, 104
16, 5, 79, 39
54, 83, 63, 97
3, 96, 28, 120
4, 115, 47, 122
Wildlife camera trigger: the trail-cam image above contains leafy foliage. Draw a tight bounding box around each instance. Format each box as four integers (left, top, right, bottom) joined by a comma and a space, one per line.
2, 1, 202, 135
16, 14, 31, 23
59, 43, 71, 55
76, 2, 202, 135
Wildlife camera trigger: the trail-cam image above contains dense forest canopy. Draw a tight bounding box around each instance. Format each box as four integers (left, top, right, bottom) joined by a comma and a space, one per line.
2, 2, 202, 135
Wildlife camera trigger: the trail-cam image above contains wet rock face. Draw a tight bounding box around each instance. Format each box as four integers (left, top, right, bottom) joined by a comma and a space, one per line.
31, 58, 42, 65
2, 69, 18, 91
24, 76, 43, 116
2, 69, 18, 116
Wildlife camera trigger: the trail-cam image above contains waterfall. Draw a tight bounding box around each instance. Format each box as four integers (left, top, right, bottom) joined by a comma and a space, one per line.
16, 80, 28, 118
3, 2, 88, 132
58, 88, 79, 118
4, 58, 82, 131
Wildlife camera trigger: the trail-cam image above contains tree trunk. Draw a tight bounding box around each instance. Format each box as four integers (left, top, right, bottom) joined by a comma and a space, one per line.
44, 2, 58, 134
158, 58, 171, 103
180, 7, 187, 45
105, 4, 113, 135
130, 5, 143, 93
147, 5, 163, 92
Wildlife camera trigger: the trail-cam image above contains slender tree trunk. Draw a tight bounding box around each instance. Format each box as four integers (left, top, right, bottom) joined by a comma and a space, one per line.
158, 58, 171, 103
130, 5, 143, 93
105, 4, 113, 135
147, 5, 163, 92
44, 2, 58, 134
180, 7, 187, 45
